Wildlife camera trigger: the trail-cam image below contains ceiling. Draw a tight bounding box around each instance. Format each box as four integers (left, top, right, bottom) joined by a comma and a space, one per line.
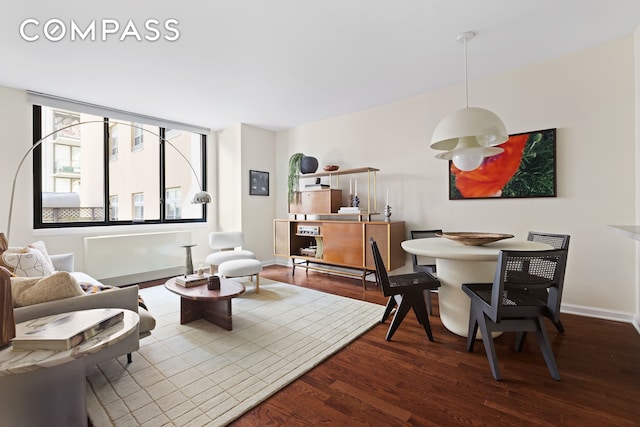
2, 1, 640, 131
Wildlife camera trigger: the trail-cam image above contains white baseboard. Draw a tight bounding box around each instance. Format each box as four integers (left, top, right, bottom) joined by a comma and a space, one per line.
561, 303, 635, 324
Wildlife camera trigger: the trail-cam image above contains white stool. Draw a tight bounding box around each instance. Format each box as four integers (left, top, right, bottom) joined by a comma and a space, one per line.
218, 259, 263, 293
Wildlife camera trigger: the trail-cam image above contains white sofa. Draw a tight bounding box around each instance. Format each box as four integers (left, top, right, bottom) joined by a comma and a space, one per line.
12, 253, 156, 367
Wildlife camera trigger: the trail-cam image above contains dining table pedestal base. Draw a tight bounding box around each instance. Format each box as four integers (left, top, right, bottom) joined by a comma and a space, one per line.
437, 258, 502, 338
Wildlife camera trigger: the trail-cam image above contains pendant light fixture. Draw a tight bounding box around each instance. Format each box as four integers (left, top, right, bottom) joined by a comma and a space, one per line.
430, 31, 507, 171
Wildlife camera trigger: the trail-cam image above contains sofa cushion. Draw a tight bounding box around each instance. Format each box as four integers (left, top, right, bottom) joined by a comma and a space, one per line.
11, 271, 85, 307
3, 248, 56, 277
50, 253, 75, 273
71, 271, 105, 288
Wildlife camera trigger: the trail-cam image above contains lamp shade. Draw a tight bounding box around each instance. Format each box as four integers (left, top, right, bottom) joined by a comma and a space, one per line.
191, 190, 212, 204
435, 136, 504, 171
430, 107, 508, 151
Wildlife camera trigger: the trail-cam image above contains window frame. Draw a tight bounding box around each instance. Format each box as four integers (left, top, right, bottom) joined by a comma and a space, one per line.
110, 124, 119, 161
132, 124, 144, 152
165, 187, 182, 220
109, 195, 119, 221
132, 192, 144, 221
32, 104, 208, 230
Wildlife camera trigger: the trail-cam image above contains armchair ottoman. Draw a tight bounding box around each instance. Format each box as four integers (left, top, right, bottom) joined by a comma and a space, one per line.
218, 259, 263, 293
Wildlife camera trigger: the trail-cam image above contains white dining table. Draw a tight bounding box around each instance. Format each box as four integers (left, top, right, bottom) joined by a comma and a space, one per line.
401, 237, 552, 337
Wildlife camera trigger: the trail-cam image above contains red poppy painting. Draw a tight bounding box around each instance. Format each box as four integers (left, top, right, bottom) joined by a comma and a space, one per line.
449, 128, 556, 199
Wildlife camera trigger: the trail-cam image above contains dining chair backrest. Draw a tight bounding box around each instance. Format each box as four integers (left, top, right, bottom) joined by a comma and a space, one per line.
409, 229, 442, 273
526, 232, 570, 326
490, 249, 568, 323
527, 231, 570, 251
369, 237, 393, 297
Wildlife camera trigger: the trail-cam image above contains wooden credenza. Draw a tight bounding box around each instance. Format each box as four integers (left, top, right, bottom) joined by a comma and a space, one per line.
274, 219, 405, 288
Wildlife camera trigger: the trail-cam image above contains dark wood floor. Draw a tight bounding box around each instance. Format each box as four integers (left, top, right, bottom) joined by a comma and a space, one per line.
224, 265, 640, 427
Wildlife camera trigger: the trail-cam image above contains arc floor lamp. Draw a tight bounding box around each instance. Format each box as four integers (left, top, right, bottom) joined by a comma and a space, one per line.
4, 119, 212, 241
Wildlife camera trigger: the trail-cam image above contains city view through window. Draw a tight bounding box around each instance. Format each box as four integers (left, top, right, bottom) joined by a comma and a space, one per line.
36, 106, 206, 226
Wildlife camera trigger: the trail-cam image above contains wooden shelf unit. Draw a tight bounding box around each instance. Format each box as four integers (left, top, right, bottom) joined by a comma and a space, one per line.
274, 219, 405, 289
289, 167, 380, 220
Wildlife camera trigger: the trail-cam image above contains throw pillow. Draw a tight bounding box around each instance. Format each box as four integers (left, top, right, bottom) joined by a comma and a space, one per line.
2, 248, 55, 277
10, 271, 84, 307
0, 240, 54, 275
27, 241, 54, 269
0, 247, 21, 274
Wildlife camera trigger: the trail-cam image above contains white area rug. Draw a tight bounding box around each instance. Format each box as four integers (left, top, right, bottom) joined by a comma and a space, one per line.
86, 279, 384, 426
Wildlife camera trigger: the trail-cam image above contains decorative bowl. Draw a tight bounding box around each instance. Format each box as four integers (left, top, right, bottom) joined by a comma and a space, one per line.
437, 232, 514, 246
323, 165, 339, 172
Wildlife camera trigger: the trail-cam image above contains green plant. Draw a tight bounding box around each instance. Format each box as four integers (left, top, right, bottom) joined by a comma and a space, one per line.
288, 152, 304, 203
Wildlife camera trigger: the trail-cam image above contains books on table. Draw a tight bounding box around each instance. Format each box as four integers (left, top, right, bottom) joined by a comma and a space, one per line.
175, 273, 213, 287
12, 308, 125, 352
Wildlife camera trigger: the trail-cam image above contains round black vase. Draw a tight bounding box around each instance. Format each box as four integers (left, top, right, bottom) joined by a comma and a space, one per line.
300, 156, 319, 174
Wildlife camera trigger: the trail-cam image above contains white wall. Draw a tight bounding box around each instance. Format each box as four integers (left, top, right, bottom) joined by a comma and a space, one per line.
217, 124, 243, 231
634, 27, 640, 331
214, 123, 277, 264
240, 124, 276, 263
275, 35, 638, 319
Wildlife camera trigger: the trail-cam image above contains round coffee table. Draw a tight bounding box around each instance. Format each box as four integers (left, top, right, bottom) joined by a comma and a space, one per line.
165, 276, 245, 330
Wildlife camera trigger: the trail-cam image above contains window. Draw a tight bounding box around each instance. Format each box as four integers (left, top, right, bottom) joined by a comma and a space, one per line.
33, 102, 208, 229
165, 188, 182, 219
132, 124, 144, 151
110, 125, 118, 160
133, 193, 144, 220
109, 195, 119, 220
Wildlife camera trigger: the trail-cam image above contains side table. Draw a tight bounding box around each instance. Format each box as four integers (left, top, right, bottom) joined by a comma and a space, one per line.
0, 309, 139, 426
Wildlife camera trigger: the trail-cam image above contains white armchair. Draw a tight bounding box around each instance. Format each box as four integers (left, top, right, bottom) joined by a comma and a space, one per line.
205, 231, 256, 274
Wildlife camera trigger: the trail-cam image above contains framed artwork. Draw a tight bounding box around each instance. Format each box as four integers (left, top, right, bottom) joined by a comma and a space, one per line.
249, 170, 269, 196
449, 128, 557, 200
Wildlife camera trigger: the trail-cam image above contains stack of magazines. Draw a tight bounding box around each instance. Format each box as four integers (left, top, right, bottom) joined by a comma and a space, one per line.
175, 273, 212, 287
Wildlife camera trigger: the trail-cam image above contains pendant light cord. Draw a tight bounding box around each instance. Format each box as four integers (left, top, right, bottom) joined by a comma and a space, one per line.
463, 36, 469, 108
457, 31, 474, 109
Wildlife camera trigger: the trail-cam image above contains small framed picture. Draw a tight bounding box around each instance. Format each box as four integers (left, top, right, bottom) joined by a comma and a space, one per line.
249, 170, 269, 196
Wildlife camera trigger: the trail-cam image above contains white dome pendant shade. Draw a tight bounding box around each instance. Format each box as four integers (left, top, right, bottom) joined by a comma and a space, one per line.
435, 136, 504, 171
430, 107, 508, 151
430, 32, 508, 171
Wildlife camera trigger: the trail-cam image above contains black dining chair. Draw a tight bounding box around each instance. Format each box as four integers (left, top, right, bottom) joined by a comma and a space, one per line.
462, 249, 567, 381
526, 231, 570, 333
410, 229, 442, 315
369, 237, 440, 342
